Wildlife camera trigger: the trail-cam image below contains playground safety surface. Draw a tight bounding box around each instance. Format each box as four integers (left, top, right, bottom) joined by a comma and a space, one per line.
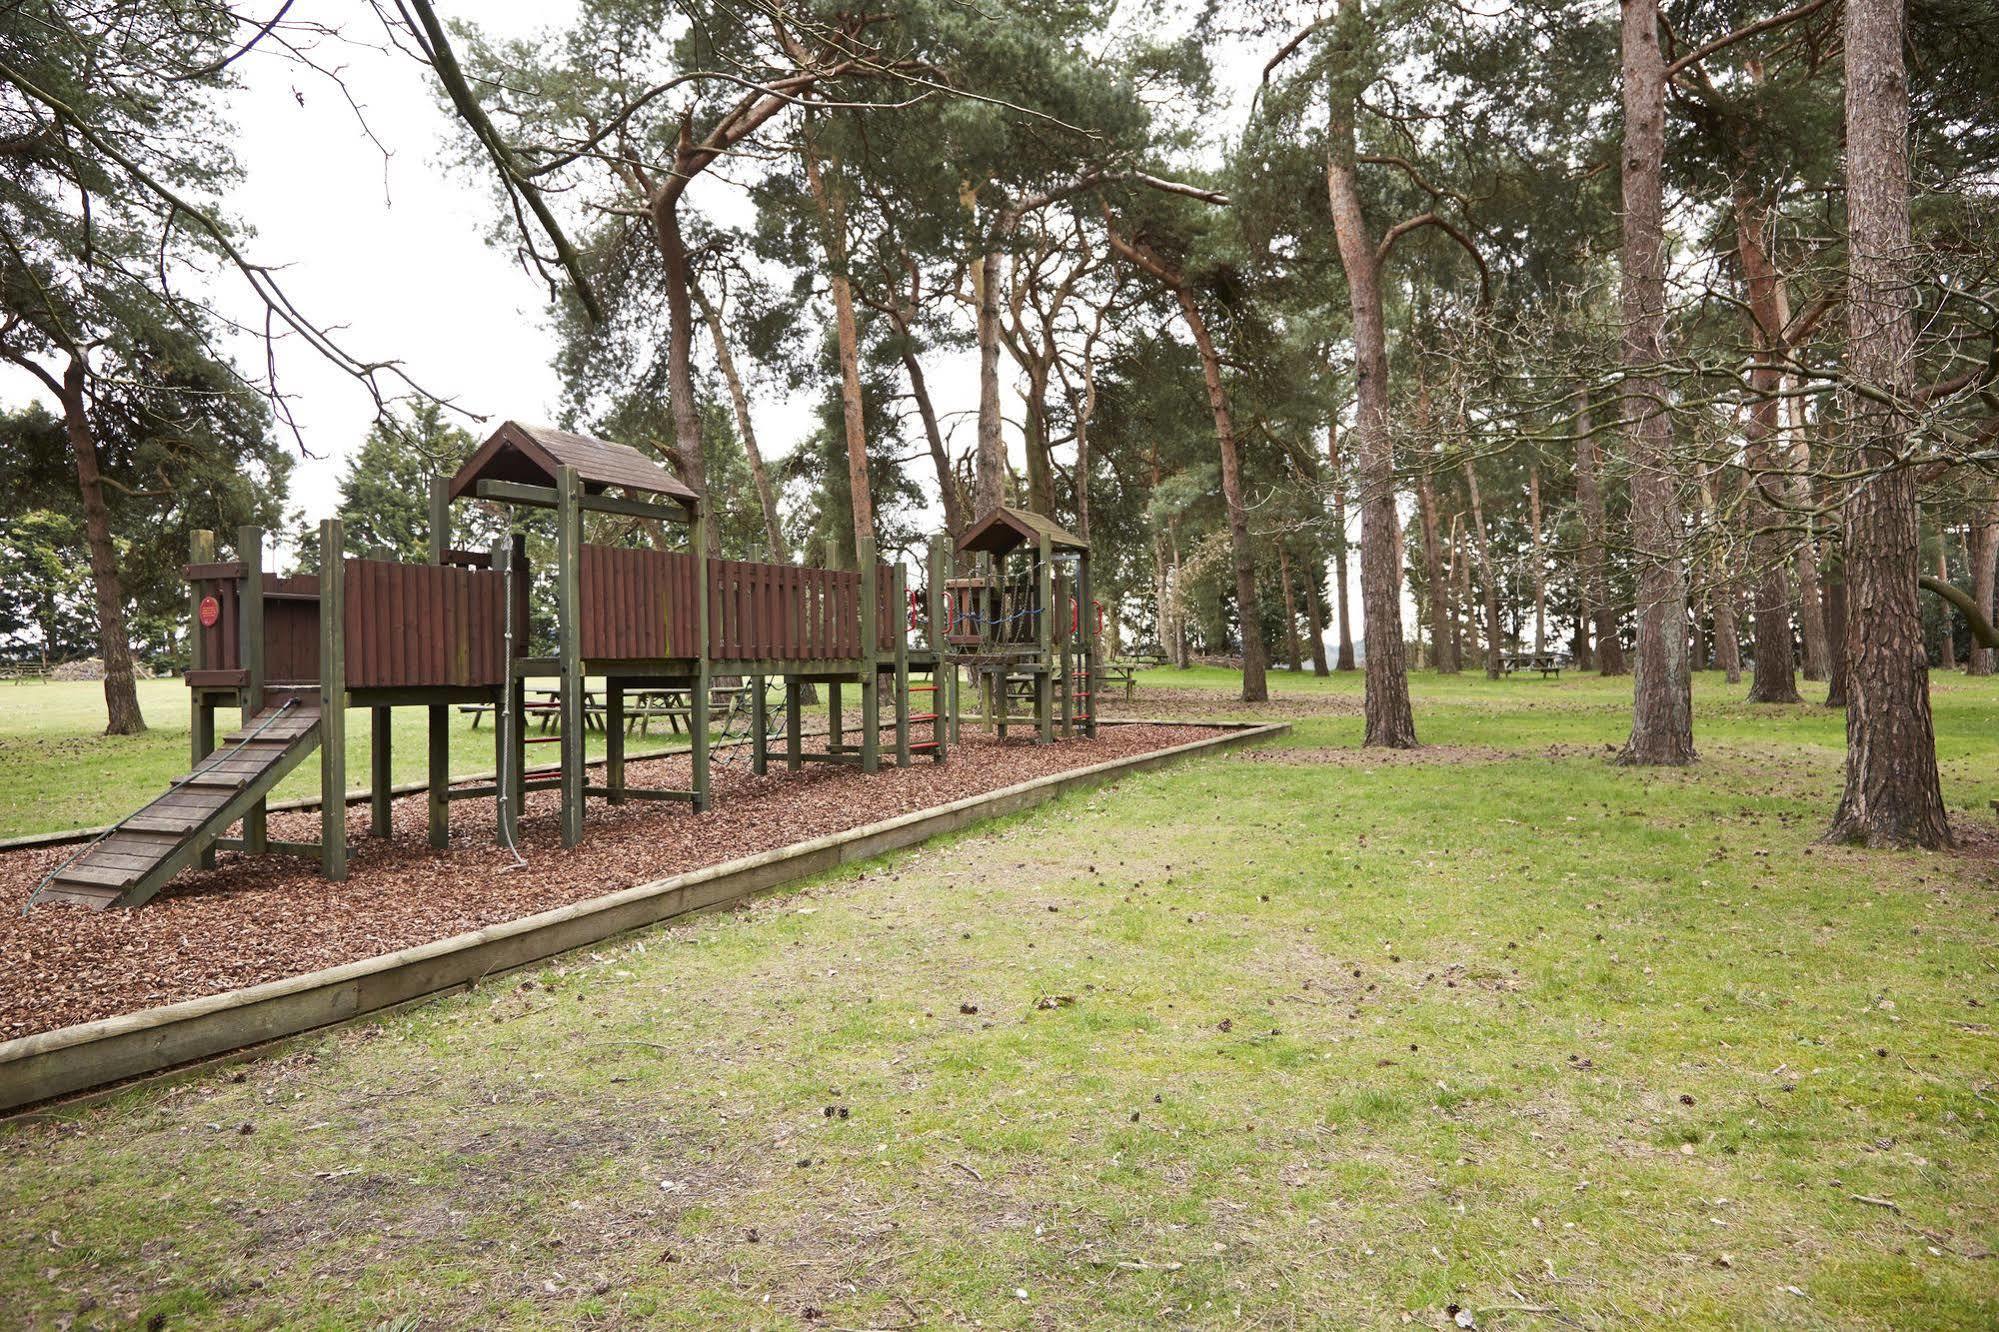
0, 724, 1221, 1041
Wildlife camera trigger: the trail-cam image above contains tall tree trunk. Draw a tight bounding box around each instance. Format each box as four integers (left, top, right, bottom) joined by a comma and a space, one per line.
1328, 416, 1358, 671
1823, 570, 1847, 707
896, 334, 964, 536
1575, 389, 1623, 674
1326, 147, 1416, 745
973, 238, 1006, 516
1703, 467, 1744, 683
1687, 475, 1709, 672
1463, 458, 1503, 678
1935, 542, 1958, 671
1448, 513, 1467, 669
1279, 543, 1303, 671
653, 204, 717, 554
1737, 193, 1801, 703
1020, 358, 1055, 516
1789, 402, 1830, 680
691, 276, 789, 561
803, 133, 874, 561
1824, 0, 1949, 846
1529, 462, 1547, 657
59, 360, 145, 734
1304, 550, 1331, 676
1172, 286, 1267, 701
1103, 217, 1267, 701
1968, 502, 1998, 675
1168, 517, 1190, 668
1416, 468, 1453, 672
1614, 0, 1694, 764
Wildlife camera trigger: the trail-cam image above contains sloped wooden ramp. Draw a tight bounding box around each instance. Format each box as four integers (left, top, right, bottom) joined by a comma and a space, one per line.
32, 696, 323, 911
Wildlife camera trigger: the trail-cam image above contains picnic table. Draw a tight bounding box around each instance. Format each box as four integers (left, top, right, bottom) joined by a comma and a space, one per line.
1098, 662, 1140, 702
1501, 652, 1569, 678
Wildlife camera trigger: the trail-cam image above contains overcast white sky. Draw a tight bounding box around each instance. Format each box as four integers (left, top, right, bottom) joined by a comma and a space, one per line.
4, 2, 1363, 654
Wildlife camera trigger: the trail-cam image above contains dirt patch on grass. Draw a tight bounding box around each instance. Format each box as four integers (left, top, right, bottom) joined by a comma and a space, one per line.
1230, 743, 1525, 766
1101, 686, 1362, 721
0, 724, 1223, 1041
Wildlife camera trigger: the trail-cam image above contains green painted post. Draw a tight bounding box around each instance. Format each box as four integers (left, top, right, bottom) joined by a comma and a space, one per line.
690, 505, 711, 811
318, 519, 347, 881
556, 465, 585, 846
427, 476, 450, 848
785, 678, 802, 770
892, 562, 910, 767
190, 529, 217, 869
1035, 532, 1054, 745
751, 674, 769, 775
1059, 568, 1074, 739
491, 535, 517, 849
369, 707, 392, 837
828, 680, 843, 750
510, 535, 528, 820
860, 539, 879, 773
238, 524, 267, 853
606, 680, 625, 804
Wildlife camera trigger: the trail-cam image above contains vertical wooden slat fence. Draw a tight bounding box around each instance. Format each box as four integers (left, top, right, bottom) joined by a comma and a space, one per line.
342, 559, 507, 689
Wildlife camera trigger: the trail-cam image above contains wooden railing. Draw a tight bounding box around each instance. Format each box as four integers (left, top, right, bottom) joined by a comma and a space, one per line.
343, 558, 507, 688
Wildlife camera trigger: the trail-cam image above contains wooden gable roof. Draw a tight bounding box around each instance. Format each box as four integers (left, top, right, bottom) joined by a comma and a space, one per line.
448, 421, 699, 507
955, 504, 1088, 555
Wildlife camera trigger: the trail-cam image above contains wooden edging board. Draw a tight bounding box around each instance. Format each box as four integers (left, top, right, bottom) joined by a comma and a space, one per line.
0, 720, 1287, 1116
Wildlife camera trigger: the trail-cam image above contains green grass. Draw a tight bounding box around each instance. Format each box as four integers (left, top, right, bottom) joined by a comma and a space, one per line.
0, 677, 710, 839
2, 667, 1997, 1329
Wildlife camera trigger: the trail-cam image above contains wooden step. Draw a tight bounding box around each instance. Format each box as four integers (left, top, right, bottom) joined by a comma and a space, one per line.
36, 880, 123, 910
49, 862, 140, 889
124, 811, 210, 835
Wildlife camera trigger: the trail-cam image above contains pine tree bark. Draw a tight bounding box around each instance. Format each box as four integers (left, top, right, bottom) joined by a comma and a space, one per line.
1968, 503, 1998, 675
1103, 219, 1267, 700
1575, 389, 1622, 674
653, 206, 717, 554
1463, 458, 1503, 679
59, 360, 145, 735
1737, 193, 1801, 703
1326, 146, 1416, 745
1416, 468, 1453, 672
802, 133, 875, 561
691, 276, 789, 561
1529, 463, 1547, 657
1936, 543, 1958, 671
1328, 417, 1358, 671
1279, 543, 1303, 671
1614, 0, 1694, 764
972, 239, 1006, 516
1304, 550, 1331, 676
1823, 0, 1949, 846
1823, 571, 1847, 707
1789, 408, 1830, 680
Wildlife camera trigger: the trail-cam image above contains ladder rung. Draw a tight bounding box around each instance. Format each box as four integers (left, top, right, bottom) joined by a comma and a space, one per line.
908, 712, 938, 723
909, 740, 940, 751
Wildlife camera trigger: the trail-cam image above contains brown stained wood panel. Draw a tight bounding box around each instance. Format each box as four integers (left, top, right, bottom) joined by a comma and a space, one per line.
340, 560, 506, 689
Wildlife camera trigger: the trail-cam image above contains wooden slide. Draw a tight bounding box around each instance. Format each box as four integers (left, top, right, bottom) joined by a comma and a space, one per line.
31, 694, 324, 911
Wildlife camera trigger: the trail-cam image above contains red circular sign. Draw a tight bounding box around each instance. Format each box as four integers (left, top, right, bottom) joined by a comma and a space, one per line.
198, 595, 220, 628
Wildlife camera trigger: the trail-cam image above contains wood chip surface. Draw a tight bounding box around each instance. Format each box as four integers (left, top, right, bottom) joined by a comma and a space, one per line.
0, 725, 1219, 1040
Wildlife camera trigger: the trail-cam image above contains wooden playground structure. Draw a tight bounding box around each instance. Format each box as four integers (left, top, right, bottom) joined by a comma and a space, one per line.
29, 423, 1101, 912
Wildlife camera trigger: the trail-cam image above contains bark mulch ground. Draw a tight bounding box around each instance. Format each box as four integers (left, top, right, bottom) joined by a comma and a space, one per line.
0, 724, 1221, 1042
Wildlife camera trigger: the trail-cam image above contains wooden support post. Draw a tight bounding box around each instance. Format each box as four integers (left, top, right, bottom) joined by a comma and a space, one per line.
493, 533, 518, 849
426, 704, 450, 849
893, 562, 910, 767
428, 477, 450, 848
785, 678, 802, 770
927, 537, 950, 763
318, 519, 347, 881
190, 529, 217, 869
691, 504, 711, 812
860, 539, 880, 773
1059, 569, 1074, 740
555, 465, 586, 845
828, 680, 843, 750
606, 680, 625, 804
369, 707, 392, 837
1078, 547, 1098, 738
239, 524, 267, 853
751, 675, 769, 775
1036, 533, 1055, 745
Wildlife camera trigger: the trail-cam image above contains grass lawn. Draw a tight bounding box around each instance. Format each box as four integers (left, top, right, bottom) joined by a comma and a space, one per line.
0, 678, 717, 840
2, 668, 1997, 1329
